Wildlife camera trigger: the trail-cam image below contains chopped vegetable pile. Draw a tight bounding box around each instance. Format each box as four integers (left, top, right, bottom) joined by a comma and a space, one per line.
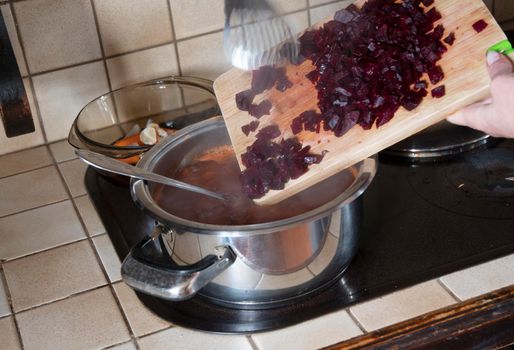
295, 0, 452, 137
236, 0, 464, 200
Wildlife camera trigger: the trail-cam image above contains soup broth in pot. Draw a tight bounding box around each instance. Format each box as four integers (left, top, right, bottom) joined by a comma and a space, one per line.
152, 146, 356, 225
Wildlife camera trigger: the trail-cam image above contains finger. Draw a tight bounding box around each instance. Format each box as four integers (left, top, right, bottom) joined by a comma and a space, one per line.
447, 102, 495, 132
487, 51, 514, 79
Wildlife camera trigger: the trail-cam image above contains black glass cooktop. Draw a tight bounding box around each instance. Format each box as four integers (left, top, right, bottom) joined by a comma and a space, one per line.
86, 137, 514, 334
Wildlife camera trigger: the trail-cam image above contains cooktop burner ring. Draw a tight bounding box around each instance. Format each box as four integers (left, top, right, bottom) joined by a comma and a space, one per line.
407, 146, 514, 220
384, 121, 491, 159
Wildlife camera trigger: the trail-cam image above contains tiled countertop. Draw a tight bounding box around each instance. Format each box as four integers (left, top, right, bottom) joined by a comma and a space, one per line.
1, 143, 513, 350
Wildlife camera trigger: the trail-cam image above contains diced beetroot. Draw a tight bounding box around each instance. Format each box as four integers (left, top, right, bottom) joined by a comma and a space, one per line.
241, 121, 260, 136
431, 85, 446, 98
235, 89, 254, 111
256, 124, 281, 140
251, 66, 277, 94
291, 110, 321, 134
238, 0, 452, 199
472, 19, 488, 33
248, 100, 272, 119
305, 70, 319, 83
299, 0, 449, 138
428, 65, 444, 84
426, 8, 442, 23
275, 67, 293, 92
415, 80, 428, 89
334, 7, 358, 23
443, 32, 455, 45
239, 130, 324, 199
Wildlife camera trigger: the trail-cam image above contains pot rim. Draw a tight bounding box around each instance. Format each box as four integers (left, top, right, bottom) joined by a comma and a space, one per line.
131, 117, 377, 237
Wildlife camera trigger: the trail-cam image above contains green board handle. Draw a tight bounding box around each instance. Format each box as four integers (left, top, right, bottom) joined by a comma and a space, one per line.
488, 40, 514, 56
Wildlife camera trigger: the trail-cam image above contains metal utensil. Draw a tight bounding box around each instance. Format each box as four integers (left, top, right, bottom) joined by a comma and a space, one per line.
223, 0, 299, 70
76, 150, 226, 201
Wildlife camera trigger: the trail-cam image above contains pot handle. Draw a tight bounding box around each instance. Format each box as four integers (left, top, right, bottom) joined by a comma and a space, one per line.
121, 233, 236, 301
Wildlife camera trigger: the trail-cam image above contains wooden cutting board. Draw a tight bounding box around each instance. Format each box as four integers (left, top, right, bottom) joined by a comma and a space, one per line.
213, 0, 508, 205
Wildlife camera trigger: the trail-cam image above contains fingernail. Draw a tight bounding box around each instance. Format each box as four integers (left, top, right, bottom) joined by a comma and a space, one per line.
486, 51, 501, 65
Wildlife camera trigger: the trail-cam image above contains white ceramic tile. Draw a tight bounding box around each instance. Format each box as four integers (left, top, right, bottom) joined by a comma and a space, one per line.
74, 195, 105, 237
284, 10, 310, 35
440, 254, 514, 301
0, 317, 21, 350
16, 286, 130, 350
0, 200, 86, 260
4, 240, 107, 311
177, 31, 232, 81
106, 44, 179, 90
93, 234, 122, 282
0, 275, 10, 317
58, 159, 89, 197
268, 0, 307, 13
309, 0, 353, 24
94, 0, 172, 56
108, 341, 138, 350
310, 0, 338, 6
113, 282, 170, 337
13, 0, 101, 73
0, 79, 45, 156
33, 61, 110, 142
0, 4, 28, 76
0, 166, 68, 217
0, 146, 52, 178
350, 280, 457, 331
169, 0, 224, 40
138, 327, 253, 350
49, 140, 78, 163
252, 310, 362, 350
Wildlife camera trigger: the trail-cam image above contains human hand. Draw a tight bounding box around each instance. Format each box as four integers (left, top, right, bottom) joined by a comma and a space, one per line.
447, 51, 514, 138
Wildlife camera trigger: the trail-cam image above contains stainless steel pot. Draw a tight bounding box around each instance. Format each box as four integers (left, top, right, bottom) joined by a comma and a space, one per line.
123, 117, 377, 308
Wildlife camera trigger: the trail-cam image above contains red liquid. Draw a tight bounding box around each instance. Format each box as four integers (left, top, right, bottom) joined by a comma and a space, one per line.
152, 146, 355, 225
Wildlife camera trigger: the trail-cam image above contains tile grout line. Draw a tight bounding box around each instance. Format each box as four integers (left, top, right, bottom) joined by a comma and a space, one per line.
47, 148, 141, 349
11, 281, 111, 315
13, 6, 310, 80
436, 278, 463, 303
0, 196, 70, 221
306, 0, 312, 27
345, 308, 368, 334
8, 2, 49, 145
0, 265, 26, 349
134, 324, 175, 341
0, 162, 54, 181
246, 335, 260, 350
100, 339, 137, 350
89, 0, 124, 131
166, 0, 186, 110
309, 0, 348, 10
1, 236, 89, 265
89, 0, 113, 93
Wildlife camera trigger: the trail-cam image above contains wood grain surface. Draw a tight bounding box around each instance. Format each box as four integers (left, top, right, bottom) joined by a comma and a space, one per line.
214, 0, 507, 205
324, 284, 514, 350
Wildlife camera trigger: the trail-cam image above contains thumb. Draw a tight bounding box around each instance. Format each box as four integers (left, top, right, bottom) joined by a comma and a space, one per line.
487, 51, 513, 79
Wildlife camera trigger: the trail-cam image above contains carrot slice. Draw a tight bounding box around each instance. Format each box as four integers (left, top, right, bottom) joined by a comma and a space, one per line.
118, 155, 140, 165
113, 134, 143, 147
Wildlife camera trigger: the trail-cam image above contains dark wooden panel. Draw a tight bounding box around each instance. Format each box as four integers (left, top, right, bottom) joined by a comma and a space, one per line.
326, 285, 514, 350
0, 10, 34, 138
